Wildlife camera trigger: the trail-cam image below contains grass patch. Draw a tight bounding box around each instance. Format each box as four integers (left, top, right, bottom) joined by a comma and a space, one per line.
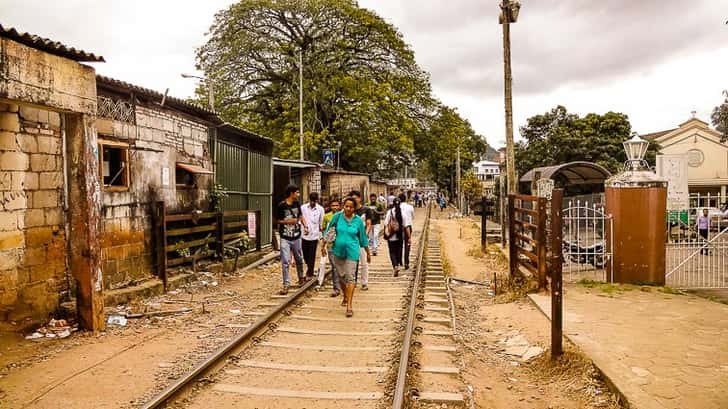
577, 279, 688, 297
465, 245, 486, 259
658, 286, 684, 295
576, 279, 636, 295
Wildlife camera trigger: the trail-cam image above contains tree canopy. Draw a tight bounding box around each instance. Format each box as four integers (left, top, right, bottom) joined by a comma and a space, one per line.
414, 106, 488, 195
197, 0, 446, 176
515, 105, 659, 176
711, 91, 728, 143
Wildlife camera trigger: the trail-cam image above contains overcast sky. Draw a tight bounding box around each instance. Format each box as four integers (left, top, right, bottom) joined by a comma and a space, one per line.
3, 0, 728, 148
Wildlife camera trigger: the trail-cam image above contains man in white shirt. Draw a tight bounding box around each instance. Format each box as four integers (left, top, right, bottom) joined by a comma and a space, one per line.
398, 193, 415, 269
301, 192, 325, 280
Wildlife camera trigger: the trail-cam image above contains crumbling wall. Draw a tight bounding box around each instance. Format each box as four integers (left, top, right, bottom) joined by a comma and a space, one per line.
96, 104, 212, 290
322, 173, 370, 201
0, 103, 67, 324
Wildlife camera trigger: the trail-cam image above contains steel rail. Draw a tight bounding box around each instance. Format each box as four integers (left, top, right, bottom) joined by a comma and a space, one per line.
392, 203, 432, 408
141, 265, 319, 409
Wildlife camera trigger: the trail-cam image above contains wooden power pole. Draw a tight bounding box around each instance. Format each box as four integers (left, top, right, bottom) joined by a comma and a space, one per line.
500, 0, 520, 194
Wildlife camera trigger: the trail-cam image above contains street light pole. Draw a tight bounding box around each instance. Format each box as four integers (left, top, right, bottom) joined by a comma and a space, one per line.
456, 145, 461, 211
500, 0, 520, 194
299, 49, 304, 161
181, 73, 215, 112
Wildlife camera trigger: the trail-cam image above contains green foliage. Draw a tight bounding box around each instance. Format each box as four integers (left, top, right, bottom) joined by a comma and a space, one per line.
460, 170, 482, 202
515, 106, 660, 177
711, 91, 728, 143
197, 0, 437, 176
209, 184, 229, 211
415, 106, 488, 193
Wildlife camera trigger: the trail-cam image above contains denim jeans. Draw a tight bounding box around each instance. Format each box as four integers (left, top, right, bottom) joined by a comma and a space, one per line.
280, 237, 304, 287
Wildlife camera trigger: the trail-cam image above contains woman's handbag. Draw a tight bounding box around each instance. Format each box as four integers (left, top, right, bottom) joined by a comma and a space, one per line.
323, 212, 342, 243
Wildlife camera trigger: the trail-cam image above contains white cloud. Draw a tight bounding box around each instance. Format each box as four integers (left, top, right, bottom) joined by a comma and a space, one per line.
3, 0, 727, 147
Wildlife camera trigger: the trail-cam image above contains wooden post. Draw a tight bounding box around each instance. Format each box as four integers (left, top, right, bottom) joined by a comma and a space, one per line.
66, 114, 105, 330
508, 194, 517, 278
537, 197, 548, 290
155, 201, 168, 290
216, 211, 225, 258
481, 197, 488, 250
550, 189, 564, 358
255, 210, 262, 252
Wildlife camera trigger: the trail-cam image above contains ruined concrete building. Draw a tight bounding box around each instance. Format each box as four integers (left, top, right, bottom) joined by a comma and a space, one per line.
0, 25, 273, 331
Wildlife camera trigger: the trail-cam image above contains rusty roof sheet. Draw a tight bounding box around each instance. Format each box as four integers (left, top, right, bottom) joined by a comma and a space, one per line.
0, 24, 105, 62
96, 75, 216, 118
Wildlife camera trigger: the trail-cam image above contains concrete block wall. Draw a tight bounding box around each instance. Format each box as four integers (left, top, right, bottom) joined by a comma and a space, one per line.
96, 103, 212, 290
322, 173, 369, 201
0, 102, 67, 324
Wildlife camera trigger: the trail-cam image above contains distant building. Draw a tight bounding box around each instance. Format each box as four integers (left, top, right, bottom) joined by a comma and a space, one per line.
388, 177, 417, 191
644, 117, 728, 205
473, 160, 501, 196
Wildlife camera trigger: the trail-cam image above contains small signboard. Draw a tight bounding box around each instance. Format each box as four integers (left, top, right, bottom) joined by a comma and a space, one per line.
656, 154, 689, 210
248, 212, 256, 238
161, 167, 170, 187
536, 178, 554, 200
323, 149, 334, 167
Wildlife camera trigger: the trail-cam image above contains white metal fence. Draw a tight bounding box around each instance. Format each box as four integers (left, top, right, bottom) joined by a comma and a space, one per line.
689, 192, 727, 210
562, 200, 613, 283
666, 226, 728, 288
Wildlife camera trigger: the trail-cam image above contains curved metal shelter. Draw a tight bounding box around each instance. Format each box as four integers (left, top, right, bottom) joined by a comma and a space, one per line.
520, 161, 611, 186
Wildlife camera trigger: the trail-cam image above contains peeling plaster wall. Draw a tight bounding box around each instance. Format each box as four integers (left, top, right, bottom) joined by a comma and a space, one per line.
97, 104, 212, 290
0, 38, 96, 115
321, 173, 369, 202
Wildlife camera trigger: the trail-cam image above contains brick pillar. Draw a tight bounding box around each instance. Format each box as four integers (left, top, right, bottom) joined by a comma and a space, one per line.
65, 114, 105, 330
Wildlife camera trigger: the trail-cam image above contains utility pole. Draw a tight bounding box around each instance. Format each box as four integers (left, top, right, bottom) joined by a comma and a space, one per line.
299, 49, 304, 161
500, 0, 520, 194
456, 146, 461, 211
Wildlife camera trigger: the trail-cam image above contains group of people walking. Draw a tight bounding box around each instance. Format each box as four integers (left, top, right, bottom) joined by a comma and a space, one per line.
275, 185, 415, 317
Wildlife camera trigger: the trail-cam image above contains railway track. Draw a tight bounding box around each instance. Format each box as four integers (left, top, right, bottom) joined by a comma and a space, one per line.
141, 205, 467, 409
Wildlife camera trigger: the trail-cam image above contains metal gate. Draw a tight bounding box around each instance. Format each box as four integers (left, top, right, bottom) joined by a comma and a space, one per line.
216, 141, 273, 247
562, 200, 614, 282
666, 225, 728, 288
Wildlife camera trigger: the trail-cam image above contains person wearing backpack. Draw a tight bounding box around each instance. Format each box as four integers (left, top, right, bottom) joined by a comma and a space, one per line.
383, 198, 409, 276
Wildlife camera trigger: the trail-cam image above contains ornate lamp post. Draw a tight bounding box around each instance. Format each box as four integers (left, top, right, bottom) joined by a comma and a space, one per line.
623, 133, 650, 171
605, 133, 667, 285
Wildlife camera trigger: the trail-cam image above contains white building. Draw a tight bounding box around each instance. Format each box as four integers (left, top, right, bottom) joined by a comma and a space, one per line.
645, 117, 728, 207
473, 160, 501, 196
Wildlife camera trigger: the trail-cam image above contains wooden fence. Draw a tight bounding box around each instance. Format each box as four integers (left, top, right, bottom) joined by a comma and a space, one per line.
508, 191, 564, 357
508, 193, 548, 288
154, 202, 261, 289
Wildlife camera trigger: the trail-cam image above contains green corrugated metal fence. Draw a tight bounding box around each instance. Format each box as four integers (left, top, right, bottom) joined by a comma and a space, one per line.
215, 141, 272, 247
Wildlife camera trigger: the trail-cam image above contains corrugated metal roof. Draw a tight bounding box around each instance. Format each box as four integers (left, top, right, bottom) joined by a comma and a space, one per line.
0, 24, 105, 62
520, 161, 611, 185
96, 75, 216, 118
273, 158, 320, 169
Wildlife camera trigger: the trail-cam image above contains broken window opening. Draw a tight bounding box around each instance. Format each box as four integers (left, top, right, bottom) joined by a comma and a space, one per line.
99, 140, 130, 191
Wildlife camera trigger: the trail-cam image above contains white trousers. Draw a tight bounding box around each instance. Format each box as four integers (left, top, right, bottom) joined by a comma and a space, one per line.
358, 247, 369, 285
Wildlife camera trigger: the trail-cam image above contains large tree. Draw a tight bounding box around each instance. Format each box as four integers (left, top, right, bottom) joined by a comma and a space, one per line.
515, 106, 659, 176
197, 0, 435, 175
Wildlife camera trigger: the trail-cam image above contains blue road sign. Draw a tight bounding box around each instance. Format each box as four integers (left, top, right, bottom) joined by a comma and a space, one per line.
323, 149, 334, 166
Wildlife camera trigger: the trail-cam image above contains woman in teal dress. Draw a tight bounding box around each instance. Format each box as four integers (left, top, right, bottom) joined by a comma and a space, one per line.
323, 197, 370, 317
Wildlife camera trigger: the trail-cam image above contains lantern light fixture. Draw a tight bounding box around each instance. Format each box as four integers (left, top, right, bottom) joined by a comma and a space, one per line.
623, 133, 649, 171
